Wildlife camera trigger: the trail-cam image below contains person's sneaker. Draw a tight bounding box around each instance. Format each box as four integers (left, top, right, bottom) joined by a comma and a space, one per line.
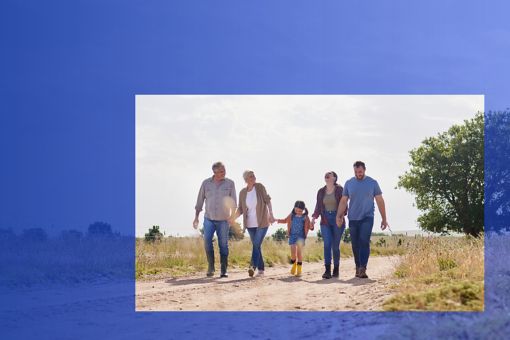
358, 267, 368, 279
256, 270, 264, 277
290, 262, 297, 275
206, 271, 214, 277
296, 264, 302, 276
220, 272, 229, 278
248, 267, 255, 277
332, 265, 339, 278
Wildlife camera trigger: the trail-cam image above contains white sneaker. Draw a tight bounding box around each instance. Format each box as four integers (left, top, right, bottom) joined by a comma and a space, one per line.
256, 270, 264, 277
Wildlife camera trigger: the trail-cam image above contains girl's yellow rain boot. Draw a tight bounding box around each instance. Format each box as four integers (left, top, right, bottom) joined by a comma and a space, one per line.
291, 261, 297, 275
296, 263, 302, 276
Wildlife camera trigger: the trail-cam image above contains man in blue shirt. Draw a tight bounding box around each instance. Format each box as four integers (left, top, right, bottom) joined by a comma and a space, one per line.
336, 161, 389, 279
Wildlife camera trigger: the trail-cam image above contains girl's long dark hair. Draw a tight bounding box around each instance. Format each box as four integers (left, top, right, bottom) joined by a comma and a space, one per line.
291, 200, 308, 217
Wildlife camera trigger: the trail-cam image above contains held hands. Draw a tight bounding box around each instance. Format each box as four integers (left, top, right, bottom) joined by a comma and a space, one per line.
269, 215, 276, 225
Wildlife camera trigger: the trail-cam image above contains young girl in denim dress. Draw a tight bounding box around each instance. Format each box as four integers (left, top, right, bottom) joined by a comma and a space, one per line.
276, 201, 312, 276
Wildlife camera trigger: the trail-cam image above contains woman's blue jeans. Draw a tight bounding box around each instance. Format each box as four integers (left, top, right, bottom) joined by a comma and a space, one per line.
320, 211, 345, 267
247, 227, 268, 270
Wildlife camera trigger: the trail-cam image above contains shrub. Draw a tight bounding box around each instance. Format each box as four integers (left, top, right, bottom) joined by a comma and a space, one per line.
272, 228, 287, 242
316, 229, 323, 242
22, 228, 48, 242
343, 228, 351, 243
0, 228, 16, 241
60, 229, 84, 242
229, 221, 244, 241
375, 238, 387, 247
438, 257, 457, 271
88, 221, 113, 238
144, 225, 163, 243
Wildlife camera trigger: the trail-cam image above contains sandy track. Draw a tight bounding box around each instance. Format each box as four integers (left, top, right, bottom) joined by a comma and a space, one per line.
136, 256, 401, 311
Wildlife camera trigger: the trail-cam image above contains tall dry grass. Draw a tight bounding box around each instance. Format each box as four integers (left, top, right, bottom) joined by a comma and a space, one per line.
383, 235, 484, 311
136, 234, 410, 279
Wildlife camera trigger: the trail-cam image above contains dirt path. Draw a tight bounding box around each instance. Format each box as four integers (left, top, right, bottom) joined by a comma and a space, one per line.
136, 256, 401, 311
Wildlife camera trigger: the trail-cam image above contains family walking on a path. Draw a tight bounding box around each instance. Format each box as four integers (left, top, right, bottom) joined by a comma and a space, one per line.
193, 161, 389, 280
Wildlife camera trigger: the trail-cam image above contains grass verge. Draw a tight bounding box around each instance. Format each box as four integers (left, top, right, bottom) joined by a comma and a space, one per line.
383, 236, 484, 311
136, 234, 409, 279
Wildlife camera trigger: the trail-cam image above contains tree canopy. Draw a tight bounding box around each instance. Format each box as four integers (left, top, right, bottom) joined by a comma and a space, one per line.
397, 113, 484, 236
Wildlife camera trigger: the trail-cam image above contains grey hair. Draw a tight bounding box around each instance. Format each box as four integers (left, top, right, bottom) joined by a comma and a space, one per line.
242, 170, 255, 181
212, 161, 225, 171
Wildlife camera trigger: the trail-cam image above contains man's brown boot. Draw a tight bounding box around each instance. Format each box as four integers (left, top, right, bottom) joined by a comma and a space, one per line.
359, 266, 368, 279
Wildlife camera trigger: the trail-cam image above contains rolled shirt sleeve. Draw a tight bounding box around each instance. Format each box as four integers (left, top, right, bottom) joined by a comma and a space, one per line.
231, 181, 237, 208
195, 180, 206, 213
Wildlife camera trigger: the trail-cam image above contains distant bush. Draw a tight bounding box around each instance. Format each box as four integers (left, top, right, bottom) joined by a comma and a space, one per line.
229, 221, 244, 241
88, 221, 113, 238
316, 229, 323, 242
144, 225, 163, 243
21, 228, 48, 242
0, 228, 16, 241
375, 238, 387, 247
60, 229, 84, 242
343, 228, 351, 243
272, 228, 287, 242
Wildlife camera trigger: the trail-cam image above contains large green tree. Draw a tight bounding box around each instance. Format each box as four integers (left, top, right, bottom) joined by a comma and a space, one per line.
397, 113, 484, 236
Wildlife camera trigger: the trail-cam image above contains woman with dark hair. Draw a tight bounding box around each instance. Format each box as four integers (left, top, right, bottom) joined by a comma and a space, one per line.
311, 171, 347, 279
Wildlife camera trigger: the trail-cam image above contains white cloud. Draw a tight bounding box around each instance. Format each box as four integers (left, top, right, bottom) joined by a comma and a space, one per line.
136, 95, 483, 237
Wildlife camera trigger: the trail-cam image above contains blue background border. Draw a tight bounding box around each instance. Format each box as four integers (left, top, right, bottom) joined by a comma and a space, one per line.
1, 1, 509, 339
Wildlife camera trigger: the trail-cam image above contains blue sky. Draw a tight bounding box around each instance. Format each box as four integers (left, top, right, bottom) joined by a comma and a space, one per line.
1, 1, 507, 237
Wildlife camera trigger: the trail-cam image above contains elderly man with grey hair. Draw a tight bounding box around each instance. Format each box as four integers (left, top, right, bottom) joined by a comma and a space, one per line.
194, 161, 237, 278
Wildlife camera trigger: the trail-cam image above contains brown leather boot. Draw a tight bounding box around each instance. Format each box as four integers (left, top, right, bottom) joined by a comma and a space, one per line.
355, 267, 361, 278
359, 266, 368, 279
332, 265, 339, 278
